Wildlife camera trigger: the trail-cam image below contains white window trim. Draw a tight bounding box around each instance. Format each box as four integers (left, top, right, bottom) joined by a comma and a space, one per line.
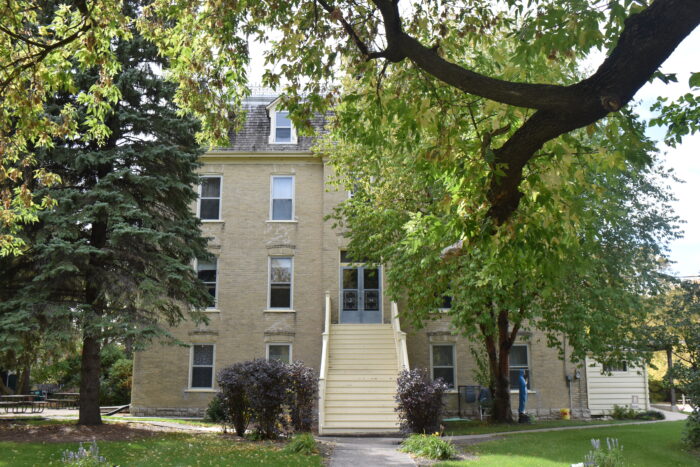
510, 344, 531, 389
268, 109, 298, 145
430, 343, 457, 392
266, 343, 293, 364
268, 256, 294, 310
602, 361, 629, 374
197, 175, 223, 221
195, 258, 219, 310
188, 344, 216, 390
269, 175, 295, 221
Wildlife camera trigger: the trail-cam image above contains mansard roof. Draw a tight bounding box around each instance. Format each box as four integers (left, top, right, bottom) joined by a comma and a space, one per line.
211, 91, 327, 153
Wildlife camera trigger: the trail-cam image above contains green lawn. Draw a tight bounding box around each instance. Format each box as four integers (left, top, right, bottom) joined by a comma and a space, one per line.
0, 433, 322, 467
444, 418, 632, 436
104, 416, 221, 427
440, 421, 699, 466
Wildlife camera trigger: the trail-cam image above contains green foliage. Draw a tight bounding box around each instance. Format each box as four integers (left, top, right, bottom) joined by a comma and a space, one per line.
682, 410, 700, 448
648, 378, 668, 403
400, 434, 457, 460
609, 405, 664, 421
283, 433, 318, 456
583, 438, 625, 467
204, 393, 226, 423
100, 358, 132, 406
1, 1, 697, 254
0, 0, 211, 421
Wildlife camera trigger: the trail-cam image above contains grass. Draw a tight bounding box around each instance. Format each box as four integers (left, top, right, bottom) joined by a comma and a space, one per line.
0, 433, 323, 467
439, 420, 699, 466
103, 416, 220, 427
443, 418, 633, 436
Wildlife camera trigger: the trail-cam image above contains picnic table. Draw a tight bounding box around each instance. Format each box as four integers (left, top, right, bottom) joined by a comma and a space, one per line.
47, 392, 80, 409
0, 394, 46, 414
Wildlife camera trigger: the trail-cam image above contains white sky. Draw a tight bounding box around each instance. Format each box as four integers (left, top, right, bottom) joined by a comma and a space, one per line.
246, 26, 700, 278
635, 28, 700, 278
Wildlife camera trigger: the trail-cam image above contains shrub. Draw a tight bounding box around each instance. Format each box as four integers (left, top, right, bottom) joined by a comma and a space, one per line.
283, 433, 318, 455
61, 441, 109, 466
683, 410, 700, 448
634, 410, 664, 421
395, 368, 447, 434
100, 358, 132, 406
287, 361, 318, 432
399, 434, 456, 460
245, 358, 290, 439
678, 366, 700, 447
610, 405, 664, 421
204, 392, 226, 423
582, 438, 624, 467
218, 359, 289, 439
217, 363, 252, 437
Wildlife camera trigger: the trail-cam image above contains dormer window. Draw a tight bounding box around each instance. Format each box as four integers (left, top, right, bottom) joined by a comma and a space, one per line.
267, 98, 297, 144
274, 111, 293, 143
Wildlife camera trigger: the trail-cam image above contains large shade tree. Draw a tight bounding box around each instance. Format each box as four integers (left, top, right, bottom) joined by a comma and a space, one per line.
1, 0, 699, 253
320, 49, 680, 420
0, 0, 212, 425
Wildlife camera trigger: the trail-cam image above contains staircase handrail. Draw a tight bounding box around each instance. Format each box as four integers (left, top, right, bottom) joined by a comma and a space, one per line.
391, 301, 410, 370
318, 291, 332, 432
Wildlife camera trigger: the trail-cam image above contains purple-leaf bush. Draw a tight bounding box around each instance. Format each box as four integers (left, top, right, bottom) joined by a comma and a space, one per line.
217, 362, 252, 437
395, 368, 447, 434
217, 359, 318, 439
287, 361, 319, 432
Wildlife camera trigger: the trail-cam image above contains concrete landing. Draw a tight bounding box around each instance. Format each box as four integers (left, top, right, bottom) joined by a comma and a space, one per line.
321, 436, 415, 467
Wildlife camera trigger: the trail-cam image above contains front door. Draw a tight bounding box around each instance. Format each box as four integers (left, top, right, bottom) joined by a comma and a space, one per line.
340, 266, 382, 323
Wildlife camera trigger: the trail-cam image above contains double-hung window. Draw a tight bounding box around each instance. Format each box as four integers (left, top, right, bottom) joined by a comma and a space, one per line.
509, 344, 531, 390
271, 176, 294, 220
197, 259, 217, 309
190, 344, 215, 388
198, 176, 221, 220
267, 344, 292, 364
439, 295, 453, 311
431, 344, 456, 389
269, 257, 293, 309
273, 111, 293, 143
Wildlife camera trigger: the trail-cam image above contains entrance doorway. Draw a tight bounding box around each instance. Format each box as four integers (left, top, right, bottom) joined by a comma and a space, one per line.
339, 263, 382, 324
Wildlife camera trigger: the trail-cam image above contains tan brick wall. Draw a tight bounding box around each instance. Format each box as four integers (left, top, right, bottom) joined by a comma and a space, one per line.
132, 154, 589, 419
404, 315, 590, 419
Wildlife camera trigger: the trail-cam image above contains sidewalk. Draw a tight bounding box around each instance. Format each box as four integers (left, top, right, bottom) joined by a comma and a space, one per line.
319, 436, 415, 467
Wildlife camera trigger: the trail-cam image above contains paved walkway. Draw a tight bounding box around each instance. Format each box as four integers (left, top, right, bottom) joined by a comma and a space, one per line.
320, 436, 415, 467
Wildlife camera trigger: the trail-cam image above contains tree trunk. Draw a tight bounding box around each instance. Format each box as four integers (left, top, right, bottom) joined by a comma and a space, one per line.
667, 348, 676, 408
78, 335, 102, 425
16, 366, 30, 394
0, 374, 12, 395
482, 311, 517, 423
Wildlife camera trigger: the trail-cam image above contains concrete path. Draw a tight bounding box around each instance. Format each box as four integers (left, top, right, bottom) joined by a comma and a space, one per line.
320, 436, 416, 467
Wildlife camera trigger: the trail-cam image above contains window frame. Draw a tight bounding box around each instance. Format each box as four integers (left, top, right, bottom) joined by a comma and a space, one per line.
189, 344, 216, 389
195, 258, 218, 310
266, 343, 293, 364
269, 175, 295, 221
269, 110, 298, 144
602, 361, 628, 373
509, 344, 531, 390
197, 175, 223, 221
430, 343, 456, 390
268, 256, 294, 310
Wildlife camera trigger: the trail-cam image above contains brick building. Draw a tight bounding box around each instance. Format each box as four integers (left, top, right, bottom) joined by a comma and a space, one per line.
131, 91, 649, 433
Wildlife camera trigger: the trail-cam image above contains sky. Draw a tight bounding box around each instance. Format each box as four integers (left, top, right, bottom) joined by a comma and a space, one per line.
246, 25, 700, 278
635, 28, 700, 278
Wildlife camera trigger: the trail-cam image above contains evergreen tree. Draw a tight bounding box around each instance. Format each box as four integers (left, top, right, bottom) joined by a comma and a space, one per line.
0, 0, 211, 425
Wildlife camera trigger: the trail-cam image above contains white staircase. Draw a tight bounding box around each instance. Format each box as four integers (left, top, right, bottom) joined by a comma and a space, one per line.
320, 324, 402, 434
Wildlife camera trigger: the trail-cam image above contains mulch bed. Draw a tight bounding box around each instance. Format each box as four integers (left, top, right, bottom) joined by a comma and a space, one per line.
0, 420, 175, 443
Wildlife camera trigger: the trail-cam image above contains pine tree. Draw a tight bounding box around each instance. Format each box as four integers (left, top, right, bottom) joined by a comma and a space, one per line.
0, 0, 211, 425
